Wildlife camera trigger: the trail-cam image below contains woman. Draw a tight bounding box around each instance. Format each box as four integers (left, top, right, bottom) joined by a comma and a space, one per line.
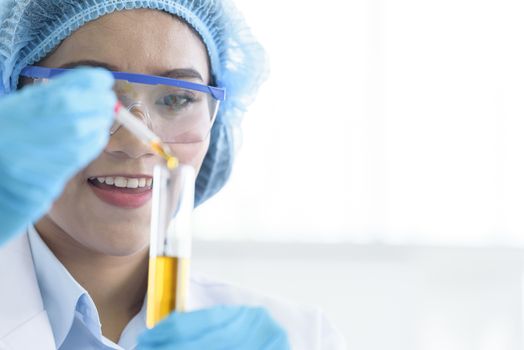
0, 1, 345, 349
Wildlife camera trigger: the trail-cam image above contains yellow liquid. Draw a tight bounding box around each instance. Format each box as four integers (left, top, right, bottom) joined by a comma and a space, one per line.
146, 256, 190, 328
151, 141, 178, 170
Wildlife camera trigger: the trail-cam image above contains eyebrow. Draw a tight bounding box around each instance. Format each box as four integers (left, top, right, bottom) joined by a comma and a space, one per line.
59, 60, 205, 82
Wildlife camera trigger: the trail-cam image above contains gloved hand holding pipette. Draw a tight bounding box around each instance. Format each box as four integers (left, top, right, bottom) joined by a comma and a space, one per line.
0, 68, 115, 244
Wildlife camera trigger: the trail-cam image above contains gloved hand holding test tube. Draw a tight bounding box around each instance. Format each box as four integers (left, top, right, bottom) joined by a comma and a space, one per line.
113, 100, 195, 327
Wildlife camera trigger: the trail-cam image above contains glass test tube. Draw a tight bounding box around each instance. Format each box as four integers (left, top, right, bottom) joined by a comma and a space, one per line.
146, 164, 195, 328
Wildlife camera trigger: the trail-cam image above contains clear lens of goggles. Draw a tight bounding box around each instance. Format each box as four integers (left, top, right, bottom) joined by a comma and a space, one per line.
111, 80, 219, 144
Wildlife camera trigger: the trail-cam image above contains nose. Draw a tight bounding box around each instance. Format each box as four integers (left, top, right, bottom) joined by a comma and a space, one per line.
106, 103, 156, 160
110, 102, 153, 135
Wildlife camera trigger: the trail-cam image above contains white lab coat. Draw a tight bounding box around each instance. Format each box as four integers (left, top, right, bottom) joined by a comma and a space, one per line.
0, 233, 346, 350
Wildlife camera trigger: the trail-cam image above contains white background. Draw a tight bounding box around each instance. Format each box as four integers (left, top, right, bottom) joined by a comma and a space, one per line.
193, 0, 524, 245
193, 242, 524, 350
191, 1, 524, 349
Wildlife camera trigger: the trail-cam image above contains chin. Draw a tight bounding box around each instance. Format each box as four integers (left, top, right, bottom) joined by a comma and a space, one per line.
93, 240, 149, 257
80, 221, 151, 257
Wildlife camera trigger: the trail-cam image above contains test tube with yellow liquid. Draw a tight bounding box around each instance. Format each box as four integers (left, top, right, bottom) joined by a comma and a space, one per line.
146, 164, 195, 328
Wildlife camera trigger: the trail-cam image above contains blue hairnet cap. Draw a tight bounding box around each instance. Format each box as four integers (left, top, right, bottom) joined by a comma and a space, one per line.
0, 0, 268, 206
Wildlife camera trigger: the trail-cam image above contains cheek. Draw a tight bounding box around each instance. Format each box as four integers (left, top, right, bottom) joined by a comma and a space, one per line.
49, 173, 87, 218
170, 139, 210, 173
46, 171, 151, 255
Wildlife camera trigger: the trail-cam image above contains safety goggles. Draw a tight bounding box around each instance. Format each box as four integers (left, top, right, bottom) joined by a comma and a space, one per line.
20, 66, 226, 144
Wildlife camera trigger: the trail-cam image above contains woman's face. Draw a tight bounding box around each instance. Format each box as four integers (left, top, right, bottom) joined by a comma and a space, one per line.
37, 9, 211, 256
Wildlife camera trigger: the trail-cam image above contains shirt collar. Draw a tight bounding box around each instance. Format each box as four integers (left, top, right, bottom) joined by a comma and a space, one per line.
118, 297, 147, 349
27, 225, 100, 348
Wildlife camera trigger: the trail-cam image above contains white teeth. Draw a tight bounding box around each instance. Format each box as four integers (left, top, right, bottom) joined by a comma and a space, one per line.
114, 176, 127, 188
92, 176, 152, 188
127, 178, 139, 189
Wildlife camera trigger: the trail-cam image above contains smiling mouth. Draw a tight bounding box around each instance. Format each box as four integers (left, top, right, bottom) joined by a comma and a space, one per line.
87, 176, 153, 193
87, 176, 154, 209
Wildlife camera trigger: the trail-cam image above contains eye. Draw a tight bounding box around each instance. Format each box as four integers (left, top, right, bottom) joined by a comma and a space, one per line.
155, 93, 196, 112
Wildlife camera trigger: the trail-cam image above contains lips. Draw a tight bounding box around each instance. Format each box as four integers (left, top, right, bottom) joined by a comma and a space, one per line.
87, 176, 153, 209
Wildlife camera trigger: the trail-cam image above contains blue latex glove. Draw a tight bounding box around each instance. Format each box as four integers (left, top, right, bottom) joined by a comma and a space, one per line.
0, 68, 116, 244
137, 306, 290, 350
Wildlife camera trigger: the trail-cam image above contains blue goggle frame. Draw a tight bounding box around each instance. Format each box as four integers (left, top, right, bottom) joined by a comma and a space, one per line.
20, 65, 227, 102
